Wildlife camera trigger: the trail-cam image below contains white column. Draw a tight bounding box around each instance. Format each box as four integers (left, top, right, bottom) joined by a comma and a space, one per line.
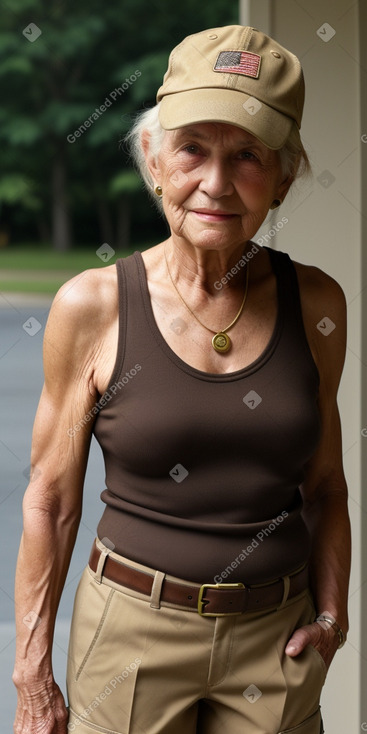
240, 1, 364, 731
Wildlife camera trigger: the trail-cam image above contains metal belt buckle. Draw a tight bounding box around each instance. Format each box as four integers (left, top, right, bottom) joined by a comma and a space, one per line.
198, 582, 245, 617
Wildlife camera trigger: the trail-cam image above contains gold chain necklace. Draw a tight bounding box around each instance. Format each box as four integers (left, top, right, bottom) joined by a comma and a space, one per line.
164, 246, 250, 354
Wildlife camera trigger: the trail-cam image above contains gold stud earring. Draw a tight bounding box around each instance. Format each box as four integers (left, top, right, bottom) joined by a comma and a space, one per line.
154, 185, 163, 197
270, 199, 282, 210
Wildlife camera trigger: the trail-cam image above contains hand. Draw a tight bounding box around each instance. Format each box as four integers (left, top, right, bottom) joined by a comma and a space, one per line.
285, 620, 340, 671
13, 676, 68, 734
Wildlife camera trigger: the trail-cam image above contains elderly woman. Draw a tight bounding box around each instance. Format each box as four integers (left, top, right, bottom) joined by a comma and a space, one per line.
13, 25, 350, 734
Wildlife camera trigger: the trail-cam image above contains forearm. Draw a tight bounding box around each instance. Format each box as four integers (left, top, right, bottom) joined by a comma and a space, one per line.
13, 489, 81, 686
303, 491, 351, 635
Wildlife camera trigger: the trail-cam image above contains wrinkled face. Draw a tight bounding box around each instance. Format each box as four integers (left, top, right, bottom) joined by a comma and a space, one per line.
149, 122, 291, 252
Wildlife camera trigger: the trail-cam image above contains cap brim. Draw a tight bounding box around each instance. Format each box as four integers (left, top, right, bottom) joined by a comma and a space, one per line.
158, 88, 293, 150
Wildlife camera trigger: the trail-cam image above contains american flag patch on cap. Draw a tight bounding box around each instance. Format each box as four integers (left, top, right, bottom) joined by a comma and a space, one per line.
214, 50, 261, 78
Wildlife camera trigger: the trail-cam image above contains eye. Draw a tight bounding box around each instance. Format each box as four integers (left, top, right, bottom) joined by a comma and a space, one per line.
182, 144, 201, 155
238, 150, 259, 161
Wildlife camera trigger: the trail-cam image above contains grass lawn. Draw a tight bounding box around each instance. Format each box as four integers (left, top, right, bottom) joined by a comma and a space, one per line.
0, 243, 151, 293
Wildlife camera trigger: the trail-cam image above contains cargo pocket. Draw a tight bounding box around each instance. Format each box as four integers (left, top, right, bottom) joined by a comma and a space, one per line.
279, 705, 324, 733
66, 567, 144, 734
277, 640, 327, 730
306, 642, 328, 681
276, 588, 328, 733
75, 587, 114, 681
66, 567, 115, 683
68, 706, 125, 734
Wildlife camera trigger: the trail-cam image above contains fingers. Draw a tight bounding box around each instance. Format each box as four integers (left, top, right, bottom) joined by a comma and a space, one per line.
55, 712, 69, 733
285, 622, 323, 657
54, 701, 69, 733
55, 720, 68, 734
13, 685, 68, 734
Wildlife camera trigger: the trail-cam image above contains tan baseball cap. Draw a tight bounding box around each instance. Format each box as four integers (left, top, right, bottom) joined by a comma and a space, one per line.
156, 25, 305, 150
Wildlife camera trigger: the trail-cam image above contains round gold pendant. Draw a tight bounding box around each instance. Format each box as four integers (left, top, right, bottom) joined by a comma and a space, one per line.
212, 332, 231, 353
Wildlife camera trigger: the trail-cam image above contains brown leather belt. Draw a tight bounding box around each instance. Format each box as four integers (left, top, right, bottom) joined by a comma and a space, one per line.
89, 542, 309, 617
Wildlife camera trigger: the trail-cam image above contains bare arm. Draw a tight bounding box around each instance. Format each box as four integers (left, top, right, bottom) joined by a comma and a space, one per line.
13, 271, 105, 734
286, 265, 351, 666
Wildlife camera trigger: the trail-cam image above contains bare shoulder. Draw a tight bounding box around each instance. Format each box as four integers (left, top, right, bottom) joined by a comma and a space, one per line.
50, 265, 118, 336
51, 263, 117, 323
44, 264, 118, 393
292, 259, 347, 387
292, 260, 346, 318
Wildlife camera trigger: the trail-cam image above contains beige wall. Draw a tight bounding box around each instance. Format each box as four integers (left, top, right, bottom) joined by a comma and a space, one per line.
240, 1, 365, 731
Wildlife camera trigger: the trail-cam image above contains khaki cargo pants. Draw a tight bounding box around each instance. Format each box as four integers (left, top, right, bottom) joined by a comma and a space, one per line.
66, 540, 326, 734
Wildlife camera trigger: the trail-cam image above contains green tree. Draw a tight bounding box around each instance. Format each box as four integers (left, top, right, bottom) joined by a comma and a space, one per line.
0, 0, 238, 251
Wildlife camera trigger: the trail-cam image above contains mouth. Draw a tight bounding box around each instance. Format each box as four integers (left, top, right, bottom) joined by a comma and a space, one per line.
190, 209, 238, 222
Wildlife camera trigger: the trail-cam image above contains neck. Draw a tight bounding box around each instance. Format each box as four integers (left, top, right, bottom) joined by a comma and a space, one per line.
164, 237, 255, 296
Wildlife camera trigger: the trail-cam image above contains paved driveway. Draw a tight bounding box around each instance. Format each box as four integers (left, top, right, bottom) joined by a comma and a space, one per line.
0, 294, 106, 728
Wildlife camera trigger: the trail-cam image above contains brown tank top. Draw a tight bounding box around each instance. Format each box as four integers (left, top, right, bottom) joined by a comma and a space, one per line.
93, 245, 321, 584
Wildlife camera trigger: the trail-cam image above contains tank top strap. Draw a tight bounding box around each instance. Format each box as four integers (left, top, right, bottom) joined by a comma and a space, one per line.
264, 245, 303, 330
263, 245, 318, 380
116, 252, 141, 308
106, 252, 147, 391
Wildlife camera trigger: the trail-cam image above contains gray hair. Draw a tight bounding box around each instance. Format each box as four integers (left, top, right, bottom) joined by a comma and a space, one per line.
124, 102, 311, 210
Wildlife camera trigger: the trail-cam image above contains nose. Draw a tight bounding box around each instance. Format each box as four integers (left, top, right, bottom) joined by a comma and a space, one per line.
198, 158, 235, 198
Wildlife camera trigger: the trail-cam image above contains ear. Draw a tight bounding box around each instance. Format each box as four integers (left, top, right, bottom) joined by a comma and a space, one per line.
141, 130, 161, 188
276, 174, 294, 203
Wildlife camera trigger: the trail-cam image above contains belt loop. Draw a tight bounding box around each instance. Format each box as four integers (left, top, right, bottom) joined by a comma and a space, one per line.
278, 575, 290, 609
150, 570, 165, 609
95, 548, 110, 584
